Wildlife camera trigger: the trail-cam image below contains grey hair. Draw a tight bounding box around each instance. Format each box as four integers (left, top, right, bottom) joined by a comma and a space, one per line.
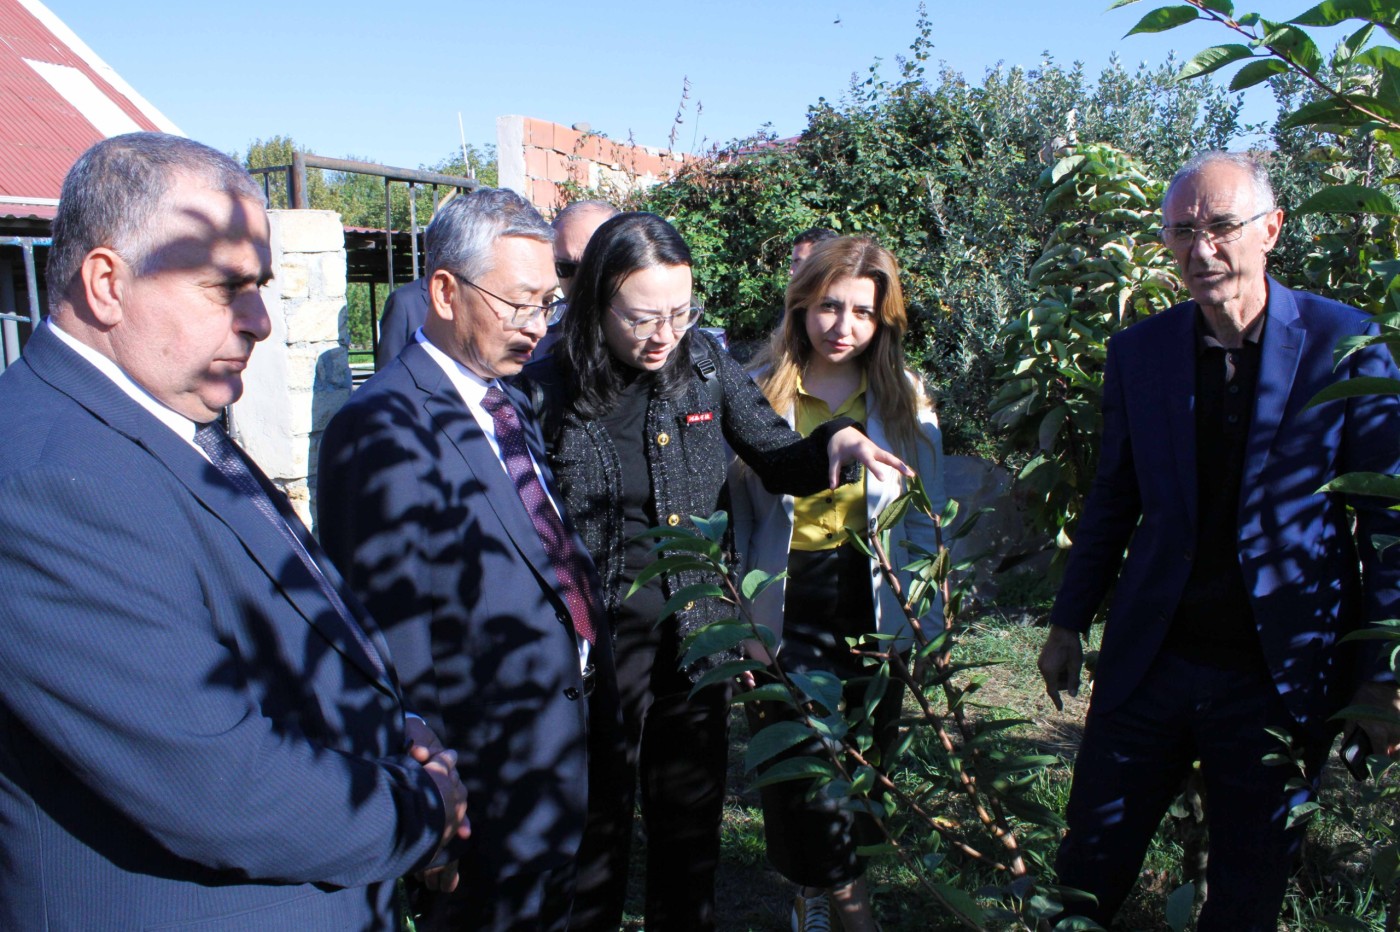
552, 199, 619, 231
47, 132, 264, 310
427, 188, 553, 281
1166, 151, 1276, 213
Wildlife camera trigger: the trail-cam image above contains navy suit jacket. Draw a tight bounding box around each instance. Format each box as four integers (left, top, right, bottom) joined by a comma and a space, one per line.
376, 278, 430, 370
1050, 279, 1400, 728
317, 341, 615, 888
0, 324, 445, 931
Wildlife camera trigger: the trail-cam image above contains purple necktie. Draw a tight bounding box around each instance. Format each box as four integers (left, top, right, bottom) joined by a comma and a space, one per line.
194, 422, 387, 677
481, 385, 598, 645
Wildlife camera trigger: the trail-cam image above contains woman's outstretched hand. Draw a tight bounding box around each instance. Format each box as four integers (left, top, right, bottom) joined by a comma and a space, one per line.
827, 425, 912, 488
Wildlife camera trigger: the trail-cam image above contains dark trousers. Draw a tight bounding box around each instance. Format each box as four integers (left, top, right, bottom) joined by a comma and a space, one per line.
750, 545, 901, 889
1055, 650, 1328, 931
411, 860, 575, 932
569, 613, 731, 931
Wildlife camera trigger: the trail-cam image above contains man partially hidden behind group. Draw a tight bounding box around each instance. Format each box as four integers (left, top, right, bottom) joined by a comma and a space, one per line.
318, 187, 617, 930
0, 132, 469, 928
1039, 150, 1400, 929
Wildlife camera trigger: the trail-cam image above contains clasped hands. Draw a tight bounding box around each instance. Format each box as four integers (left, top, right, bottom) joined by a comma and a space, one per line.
405, 716, 471, 893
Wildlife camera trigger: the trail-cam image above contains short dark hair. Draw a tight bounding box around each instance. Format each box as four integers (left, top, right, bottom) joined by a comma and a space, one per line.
792, 227, 839, 249
48, 132, 263, 310
556, 212, 693, 418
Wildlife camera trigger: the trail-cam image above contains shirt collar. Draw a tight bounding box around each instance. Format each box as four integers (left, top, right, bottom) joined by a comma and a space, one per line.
46, 319, 199, 443
1196, 308, 1265, 353
796, 369, 869, 412
416, 327, 495, 403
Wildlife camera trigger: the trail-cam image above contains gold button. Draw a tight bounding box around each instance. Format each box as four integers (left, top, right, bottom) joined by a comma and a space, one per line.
667, 514, 681, 526
657, 432, 670, 446
685, 601, 696, 611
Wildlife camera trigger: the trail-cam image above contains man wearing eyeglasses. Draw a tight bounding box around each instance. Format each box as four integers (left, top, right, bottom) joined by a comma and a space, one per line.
318, 187, 618, 931
1038, 151, 1400, 929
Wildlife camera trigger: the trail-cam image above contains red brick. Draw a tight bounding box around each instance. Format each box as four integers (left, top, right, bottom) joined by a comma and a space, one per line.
532, 178, 559, 210
545, 151, 571, 183
554, 126, 581, 154
526, 118, 555, 150
524, 146, 549, 180
579, 135, 606, 162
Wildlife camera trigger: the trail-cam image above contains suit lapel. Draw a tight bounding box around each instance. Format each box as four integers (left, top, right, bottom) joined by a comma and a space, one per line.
1158, 306, 1199, 533
1242, 278, 1305, 495
25, 326, 396, 693
403, 348, 569, 610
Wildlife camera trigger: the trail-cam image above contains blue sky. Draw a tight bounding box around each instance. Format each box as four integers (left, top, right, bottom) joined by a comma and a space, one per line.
45, 1, 1354, 169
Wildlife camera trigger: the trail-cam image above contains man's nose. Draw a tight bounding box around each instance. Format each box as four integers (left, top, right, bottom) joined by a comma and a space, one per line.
239, 292, 273, 343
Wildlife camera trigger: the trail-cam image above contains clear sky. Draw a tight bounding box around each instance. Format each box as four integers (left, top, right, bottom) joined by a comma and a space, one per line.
44, 1, 1355, 169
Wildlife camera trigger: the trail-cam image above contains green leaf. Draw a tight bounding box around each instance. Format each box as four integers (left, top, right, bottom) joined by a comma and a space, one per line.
689, 658, 763, 697
1352, 44, 1400, 71
1305, 376, 1400, 408
876, 492, 914, 535
1282, 95, 1388, 130
1125, 5, 1200, 36
1050, 154, 1086, 184
1286, 800, 1324, 829
657, 582, 726, 626
745, 720, 823, 771
1175, 44, 1255, 82
690, 511, 728, 543
646, 536, 723, 559
731, 682, 794, 705
1165, 882, 1196, 931
1318, 471, 1400, 499
748, 755, 838, 789
1229, 58, 1290, 90
1295, 184, 1400, 216
1105, 0, 1145, 8
627, 555, 721, 599
1260, 23, 1324, 71
740, 568, 786, 600
679, 618, 749, 669
790, 670, 844, 715
931, 882, 986, 926
1198, 0, 1234, 13
1290, 0, 1400, 27
1329, 703, 1400, 727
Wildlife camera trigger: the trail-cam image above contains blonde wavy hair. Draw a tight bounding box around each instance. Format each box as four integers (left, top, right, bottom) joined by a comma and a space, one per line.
754, 236, 932, 462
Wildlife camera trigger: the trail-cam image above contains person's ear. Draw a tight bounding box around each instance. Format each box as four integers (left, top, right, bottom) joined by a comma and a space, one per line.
428, 270, 458, 322
80, 247, 126, 327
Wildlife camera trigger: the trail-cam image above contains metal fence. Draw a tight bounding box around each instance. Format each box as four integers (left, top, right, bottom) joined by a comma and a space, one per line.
249, 154, 478, 364
0, 237, 47, 374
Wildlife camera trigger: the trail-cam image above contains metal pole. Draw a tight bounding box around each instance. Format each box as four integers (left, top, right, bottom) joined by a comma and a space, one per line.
384, 178, 394, 290
370, 280, 379, 367
0, 257, 17, 372
408, 182, 420, 280
291, 152, 308, 209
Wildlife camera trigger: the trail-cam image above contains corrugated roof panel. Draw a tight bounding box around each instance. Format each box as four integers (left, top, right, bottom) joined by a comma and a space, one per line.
0, 1, 170, 202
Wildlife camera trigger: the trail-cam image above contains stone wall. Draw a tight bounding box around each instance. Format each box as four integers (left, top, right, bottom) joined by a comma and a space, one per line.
497, 115, 698, 212
231, 209, 350, 531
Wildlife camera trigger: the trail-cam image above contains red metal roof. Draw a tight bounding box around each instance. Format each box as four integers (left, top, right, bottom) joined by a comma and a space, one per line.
0, 0, 178, 213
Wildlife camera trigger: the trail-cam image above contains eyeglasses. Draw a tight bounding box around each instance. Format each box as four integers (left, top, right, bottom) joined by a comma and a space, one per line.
609, 304, 703, 340
1159, 210, 1271, 248
454, 274, 564, 330
555, 259, 579, 280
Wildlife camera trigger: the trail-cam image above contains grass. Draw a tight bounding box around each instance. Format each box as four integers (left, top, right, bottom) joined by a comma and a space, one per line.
610, 615, 1396, 930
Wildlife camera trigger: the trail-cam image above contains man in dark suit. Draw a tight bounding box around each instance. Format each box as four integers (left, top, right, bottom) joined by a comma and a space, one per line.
376, 276, 430, 369
0, 132, 469, 930
318, 187, 614, 931
1038, 151, 1400, 928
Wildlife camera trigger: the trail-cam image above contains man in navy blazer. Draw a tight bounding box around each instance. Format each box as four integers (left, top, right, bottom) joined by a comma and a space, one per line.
0, 133, 468, 930
318, 187, 616, 931
1038, 151, 1400, 928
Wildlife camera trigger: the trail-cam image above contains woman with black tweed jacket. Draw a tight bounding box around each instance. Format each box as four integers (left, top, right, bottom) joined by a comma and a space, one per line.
518, 212, 908, 932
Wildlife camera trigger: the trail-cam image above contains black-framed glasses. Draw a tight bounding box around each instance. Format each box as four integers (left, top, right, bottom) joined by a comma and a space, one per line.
609, 304, 703, 340
555, 259, 579, 280
454, 274, 564, 330
1159, 210, 1271, 248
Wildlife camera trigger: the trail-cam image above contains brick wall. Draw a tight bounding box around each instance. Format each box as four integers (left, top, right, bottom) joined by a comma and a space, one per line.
497, 115, 698, 212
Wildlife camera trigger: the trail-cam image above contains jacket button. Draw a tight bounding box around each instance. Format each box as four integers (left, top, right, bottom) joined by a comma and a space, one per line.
685, 600, 696, 611
657, 432, 671, 446
564, 687, 581, 701
557, 611, 570, 625
667, 514, 681, 526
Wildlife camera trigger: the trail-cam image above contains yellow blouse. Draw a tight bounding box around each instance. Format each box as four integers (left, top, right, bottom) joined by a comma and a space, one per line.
789, 372, 869, 552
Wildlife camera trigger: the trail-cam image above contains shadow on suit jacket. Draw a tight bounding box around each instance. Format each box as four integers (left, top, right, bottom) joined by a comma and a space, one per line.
1049, 278, 1400, 731
0, 324, 444, 931
317, 341, 619, 904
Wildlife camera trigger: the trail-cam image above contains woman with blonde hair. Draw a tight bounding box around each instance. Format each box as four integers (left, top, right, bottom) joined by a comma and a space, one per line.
731, 236, 947, 932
